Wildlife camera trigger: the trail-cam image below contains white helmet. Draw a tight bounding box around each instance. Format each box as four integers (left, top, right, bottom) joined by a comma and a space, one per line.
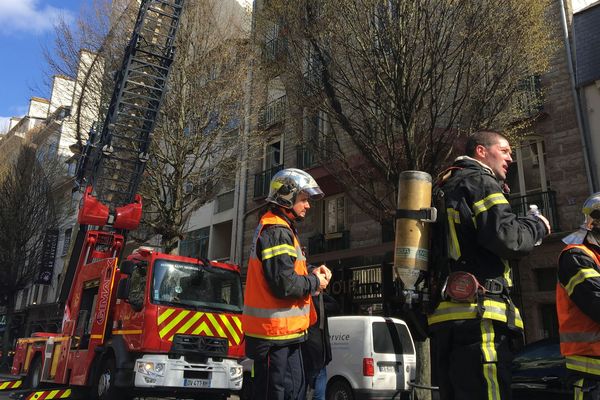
266, 168, 324, 209
563, 192, 600, 244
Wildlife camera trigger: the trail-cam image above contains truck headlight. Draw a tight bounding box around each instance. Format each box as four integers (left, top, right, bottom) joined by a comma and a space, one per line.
136, 361, 165, 377
230, 366, 243, 378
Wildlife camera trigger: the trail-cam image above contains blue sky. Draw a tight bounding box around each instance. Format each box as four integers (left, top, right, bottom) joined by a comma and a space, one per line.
0, 0, 87, 133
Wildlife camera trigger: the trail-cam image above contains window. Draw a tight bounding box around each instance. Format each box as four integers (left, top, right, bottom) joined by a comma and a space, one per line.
506, 137, 547, 196
179, 227, 210, 260
264, 139, 282, 170
325, 195, 346, 235
62, 228, 72, 256
539, 304, 559, 339
534, 268, 557, 292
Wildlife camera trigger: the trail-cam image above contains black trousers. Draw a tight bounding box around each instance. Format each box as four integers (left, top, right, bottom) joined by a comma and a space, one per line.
572, 376, 600, 399
250, 341, 306, 400
431, 319, 514, 400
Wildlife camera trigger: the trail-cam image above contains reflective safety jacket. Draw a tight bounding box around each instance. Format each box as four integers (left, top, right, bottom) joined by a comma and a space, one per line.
428, 157, 546, 330
242, 211, 317, 342
557, 242, 600, 376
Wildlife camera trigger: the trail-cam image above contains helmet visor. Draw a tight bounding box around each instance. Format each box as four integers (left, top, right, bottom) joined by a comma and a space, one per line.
303, 186, 324, 200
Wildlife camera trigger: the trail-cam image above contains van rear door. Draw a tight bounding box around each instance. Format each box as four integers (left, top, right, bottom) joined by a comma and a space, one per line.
370, 319, 416, 391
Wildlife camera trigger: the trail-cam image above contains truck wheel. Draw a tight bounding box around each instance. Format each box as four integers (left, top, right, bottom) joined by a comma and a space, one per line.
25, 357, 42, 389
327, 379, 354, 400
92, 358, 128, 400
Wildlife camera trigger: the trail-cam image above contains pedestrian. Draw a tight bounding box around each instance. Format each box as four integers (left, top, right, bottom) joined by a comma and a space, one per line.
302, 292, 339, 400
557, 192, 600, 399
242, 168, 331, 400
428, 130, 551, 400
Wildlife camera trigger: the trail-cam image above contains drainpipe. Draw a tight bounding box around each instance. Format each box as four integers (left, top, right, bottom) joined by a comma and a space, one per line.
559, 0, 597, 192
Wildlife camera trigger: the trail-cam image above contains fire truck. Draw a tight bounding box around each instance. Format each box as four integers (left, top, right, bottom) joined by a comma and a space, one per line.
8, 1, 246, 399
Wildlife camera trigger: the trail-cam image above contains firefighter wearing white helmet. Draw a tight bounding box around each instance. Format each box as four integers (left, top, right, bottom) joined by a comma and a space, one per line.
242, 168, 331, 400
557, 192, 600, 399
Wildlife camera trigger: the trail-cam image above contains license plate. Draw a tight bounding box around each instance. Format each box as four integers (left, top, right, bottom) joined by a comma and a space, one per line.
379, 364, 397, 372
184, 378, 210, 388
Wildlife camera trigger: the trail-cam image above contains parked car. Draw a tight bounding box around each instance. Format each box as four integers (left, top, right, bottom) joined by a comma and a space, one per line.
511, 338, 571, 399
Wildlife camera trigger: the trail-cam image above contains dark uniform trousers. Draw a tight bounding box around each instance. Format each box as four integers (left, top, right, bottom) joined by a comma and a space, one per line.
251, 341, 306, 400
431, 319, 514, 400
571, 377, 600, 400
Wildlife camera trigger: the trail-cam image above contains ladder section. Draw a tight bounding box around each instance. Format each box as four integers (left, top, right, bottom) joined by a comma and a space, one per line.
79, 0, 184, 209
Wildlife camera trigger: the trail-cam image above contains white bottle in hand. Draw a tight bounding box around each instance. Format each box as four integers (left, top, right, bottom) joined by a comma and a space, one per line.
528, 204, 542, 246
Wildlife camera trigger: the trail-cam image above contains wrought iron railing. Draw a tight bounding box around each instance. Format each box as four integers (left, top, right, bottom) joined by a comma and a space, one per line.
263, 37, 288, 60
308, 230, 350, 255
511, 75, 543, 121
253, 164, 283, 198
509, 190, 560, 232
258, 96, 286, 130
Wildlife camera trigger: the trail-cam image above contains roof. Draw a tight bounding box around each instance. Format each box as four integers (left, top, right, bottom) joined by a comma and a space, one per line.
574, 2, 600, 87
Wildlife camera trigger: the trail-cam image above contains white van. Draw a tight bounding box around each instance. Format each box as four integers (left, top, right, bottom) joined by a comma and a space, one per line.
326, 316, 416, 400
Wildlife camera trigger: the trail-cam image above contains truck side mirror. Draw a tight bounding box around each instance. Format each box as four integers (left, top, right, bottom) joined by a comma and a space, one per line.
117, 278, 130, 299
119, 260, 135, 275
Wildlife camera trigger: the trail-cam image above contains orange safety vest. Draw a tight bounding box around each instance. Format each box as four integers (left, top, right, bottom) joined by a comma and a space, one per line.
242, 211, 316, 341
557, 244, 600, 358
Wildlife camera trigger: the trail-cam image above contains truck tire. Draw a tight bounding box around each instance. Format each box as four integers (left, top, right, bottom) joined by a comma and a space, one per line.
92, 357, 129, 400
327, 379, 354, 400
24, 356, 42, 389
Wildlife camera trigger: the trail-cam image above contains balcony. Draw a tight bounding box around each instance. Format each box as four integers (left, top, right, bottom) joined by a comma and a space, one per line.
510, 75, 543, 121
258, 96, 286, 130
308, 230, 350, 255
303, 65, 324, 96
509, 190, 560, 232
253, 164, 283, 198
263, 37, 288, 61
296, 144, 318, 169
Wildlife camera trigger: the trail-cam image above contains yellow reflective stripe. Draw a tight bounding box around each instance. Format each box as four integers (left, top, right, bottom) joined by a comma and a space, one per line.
565, 268, 600, 295
158, 308, 176, 325
428, 300, 523, 328
480, 320, 498, 362
574, 378, 584, 400
112, 330, 143, 335
220, 314, 241, 345
480, 320, 501, 400
472, 193, 508, 217
175, 311, 203, 335
567, 355, 600, 376
90, 335, 103, 339
45, 390, 62, 399
191, 321, 214, 337
207, 313, 227, 338
447, 208, 461, 260
245, 331, 306, 340
0, 380, 21, 390
262, 244, 297, 260
159, 310, 190, 338
501, 259, 512, 287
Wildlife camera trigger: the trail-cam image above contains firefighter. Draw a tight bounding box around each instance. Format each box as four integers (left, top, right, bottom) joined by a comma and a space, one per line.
557, 192, 600, 399
242, 168, 331, 400
428, 130, 551, 400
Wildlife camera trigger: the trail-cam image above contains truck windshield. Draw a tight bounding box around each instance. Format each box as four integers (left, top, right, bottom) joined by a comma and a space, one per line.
151, 259, 243, 313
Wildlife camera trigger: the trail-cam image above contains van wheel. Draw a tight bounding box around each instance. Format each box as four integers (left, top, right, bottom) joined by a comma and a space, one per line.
25, 356, 42, 389
327, 379, 354, 400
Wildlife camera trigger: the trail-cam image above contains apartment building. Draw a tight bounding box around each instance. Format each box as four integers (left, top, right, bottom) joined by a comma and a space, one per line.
244, 0, 595, 342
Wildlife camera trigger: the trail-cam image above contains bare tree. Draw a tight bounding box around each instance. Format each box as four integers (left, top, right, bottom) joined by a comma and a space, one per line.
255, 1, 554, 397
44, 1, 253, 254
0, 145, 63, 368
260, 0, 553, 224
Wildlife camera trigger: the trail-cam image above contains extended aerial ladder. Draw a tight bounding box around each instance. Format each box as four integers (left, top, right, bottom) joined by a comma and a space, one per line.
61, 0, 186, 301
